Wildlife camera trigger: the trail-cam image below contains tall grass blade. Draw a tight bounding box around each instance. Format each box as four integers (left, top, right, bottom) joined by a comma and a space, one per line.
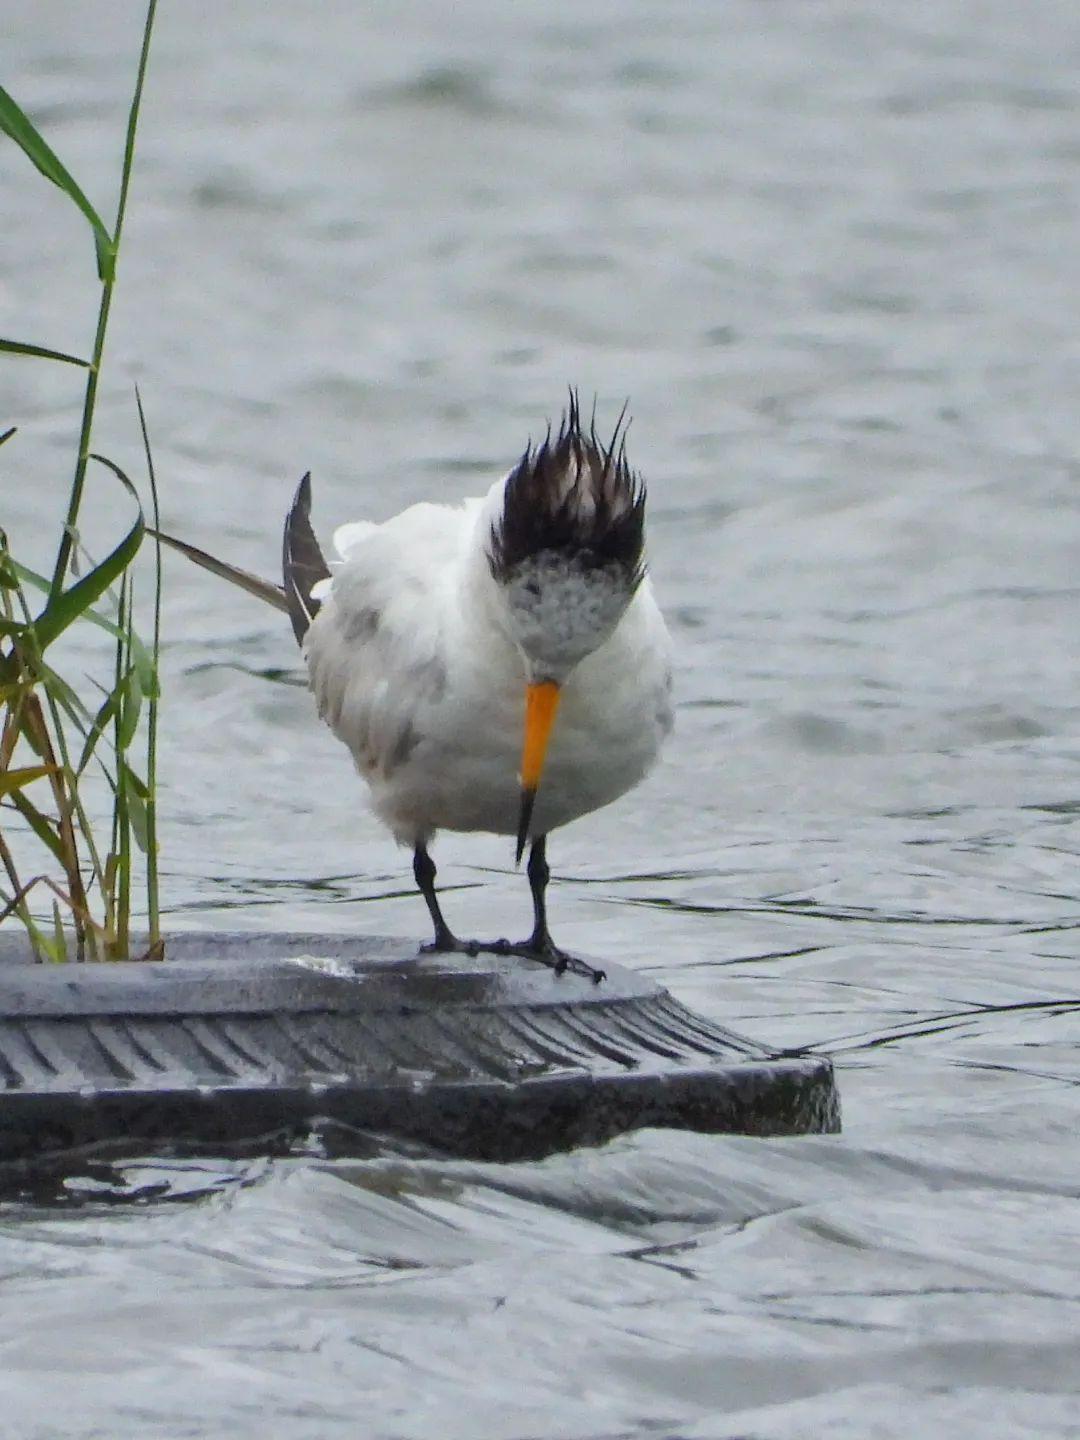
0, 763, 56, 796
8, 554, 156, 688
17, 692, 89, 955
51, 897, 67, 962
114, 1, 159, 257
136, 385, 162, 947
27, 458, 145, 655
31, 658, 92, 727
0, 338, 90, 368
0, 829, 33, 954
121, 761, 150, 853
4, 562, 95, 727
117, 662, 143, 751
75, 666, 133, 776
7, 790, 66, 864
0, 880, 62, 961
18, 516, 143, 658
0, 84, 115, 280
48, 1, 158, 601
109, 575, 132, 959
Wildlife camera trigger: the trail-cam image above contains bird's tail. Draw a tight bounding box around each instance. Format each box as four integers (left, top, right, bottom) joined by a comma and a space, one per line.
282, 472, 331, 644
149, 473, 330, 646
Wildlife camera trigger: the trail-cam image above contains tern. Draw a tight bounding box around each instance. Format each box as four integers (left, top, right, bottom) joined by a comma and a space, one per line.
158, 396, 673, 981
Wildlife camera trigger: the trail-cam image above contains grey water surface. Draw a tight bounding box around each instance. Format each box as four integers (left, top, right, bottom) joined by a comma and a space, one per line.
2, 1, 1080, 1436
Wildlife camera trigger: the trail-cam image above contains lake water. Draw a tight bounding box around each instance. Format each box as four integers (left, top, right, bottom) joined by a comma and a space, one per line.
2, 1, 1080, 1436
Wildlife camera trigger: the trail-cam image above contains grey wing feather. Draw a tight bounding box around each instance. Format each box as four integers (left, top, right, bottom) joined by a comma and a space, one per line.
282, 472, 331, 645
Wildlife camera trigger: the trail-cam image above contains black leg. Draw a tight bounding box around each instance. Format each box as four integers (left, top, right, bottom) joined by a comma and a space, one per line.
526, 835, 551, 948
413, 843, 458, 952
519, 835, 605, 984
413, 837, 603, 983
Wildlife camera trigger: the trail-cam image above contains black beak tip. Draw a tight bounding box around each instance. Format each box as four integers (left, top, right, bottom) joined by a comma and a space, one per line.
515, 787, 537, 867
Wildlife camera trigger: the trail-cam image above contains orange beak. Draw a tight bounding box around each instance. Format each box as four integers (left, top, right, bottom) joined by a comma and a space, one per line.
516, 680, 561, 863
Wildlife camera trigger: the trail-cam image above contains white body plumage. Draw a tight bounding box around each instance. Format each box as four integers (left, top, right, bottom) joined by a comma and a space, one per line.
303, 477, 673, 849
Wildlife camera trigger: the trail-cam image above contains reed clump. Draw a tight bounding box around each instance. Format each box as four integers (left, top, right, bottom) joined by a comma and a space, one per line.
0, 2, 163, 960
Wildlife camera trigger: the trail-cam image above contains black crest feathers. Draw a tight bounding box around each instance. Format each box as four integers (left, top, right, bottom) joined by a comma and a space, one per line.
488, 393, 647, 586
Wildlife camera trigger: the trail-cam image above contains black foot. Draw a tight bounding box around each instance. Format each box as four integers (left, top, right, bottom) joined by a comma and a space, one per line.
484, 936, 606, 984
421, 932, 481, 957
420, 934, 605, 983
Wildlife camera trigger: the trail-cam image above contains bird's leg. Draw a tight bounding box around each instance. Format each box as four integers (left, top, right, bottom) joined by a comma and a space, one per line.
517, 836, 606, 984
526, 835, 553, 950
414, 843, 466, 953
413, 838, 603, 981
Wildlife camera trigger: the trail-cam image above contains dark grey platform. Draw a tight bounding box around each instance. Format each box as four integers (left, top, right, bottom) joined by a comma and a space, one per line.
0, 932, 839, 1163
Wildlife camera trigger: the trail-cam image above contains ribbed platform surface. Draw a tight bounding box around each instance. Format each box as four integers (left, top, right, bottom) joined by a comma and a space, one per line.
0, 932, 839, 1162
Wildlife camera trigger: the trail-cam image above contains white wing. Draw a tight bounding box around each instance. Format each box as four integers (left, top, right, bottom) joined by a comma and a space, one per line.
303, 499, 481, 789
332, 521, 379, 559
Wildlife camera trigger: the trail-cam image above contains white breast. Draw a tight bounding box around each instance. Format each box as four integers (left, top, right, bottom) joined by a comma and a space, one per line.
303, 482, 673, 847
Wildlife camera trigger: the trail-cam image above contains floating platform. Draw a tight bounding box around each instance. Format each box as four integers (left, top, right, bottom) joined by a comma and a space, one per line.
0, 932, 839, 1163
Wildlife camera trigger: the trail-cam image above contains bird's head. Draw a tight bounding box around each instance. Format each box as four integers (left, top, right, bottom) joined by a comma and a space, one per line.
487, 394, 647, 861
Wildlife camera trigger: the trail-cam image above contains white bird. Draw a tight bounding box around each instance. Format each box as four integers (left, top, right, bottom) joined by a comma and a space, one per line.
162, 397, 673, 981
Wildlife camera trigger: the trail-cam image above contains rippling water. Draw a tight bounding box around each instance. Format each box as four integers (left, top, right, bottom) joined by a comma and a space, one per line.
3, 1, 1080, 1435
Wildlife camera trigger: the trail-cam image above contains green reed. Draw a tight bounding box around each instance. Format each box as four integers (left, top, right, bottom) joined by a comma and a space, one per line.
0, 1, 164, 960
